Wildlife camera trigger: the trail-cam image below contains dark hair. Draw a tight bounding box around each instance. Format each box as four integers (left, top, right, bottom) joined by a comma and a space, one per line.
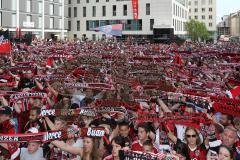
138, 123, 150, 133
173, 142, 190, 160
143, 139, 153, 147
111, 136, 127, 148
118, 121, 130, 128
218, 145, 234, 159
184, 127, 201, 146
30, 107, 41, 115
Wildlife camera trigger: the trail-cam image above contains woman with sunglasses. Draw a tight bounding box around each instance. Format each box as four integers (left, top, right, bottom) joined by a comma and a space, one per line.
168, 126, 207, 160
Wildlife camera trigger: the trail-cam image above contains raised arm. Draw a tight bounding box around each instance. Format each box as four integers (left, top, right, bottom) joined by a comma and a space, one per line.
51, 140, 83, 156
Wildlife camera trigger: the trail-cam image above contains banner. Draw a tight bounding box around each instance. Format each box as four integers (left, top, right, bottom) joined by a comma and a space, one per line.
94, 24, 123, 36
132, 0, 139, 20
0, 128, 105, 143
0, 40, 11, 54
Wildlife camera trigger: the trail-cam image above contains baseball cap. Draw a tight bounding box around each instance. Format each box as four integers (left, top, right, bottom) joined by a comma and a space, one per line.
0, 106, 12, 115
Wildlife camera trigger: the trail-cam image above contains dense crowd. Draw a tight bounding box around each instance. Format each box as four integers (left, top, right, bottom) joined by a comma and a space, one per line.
0, 39, 240, 160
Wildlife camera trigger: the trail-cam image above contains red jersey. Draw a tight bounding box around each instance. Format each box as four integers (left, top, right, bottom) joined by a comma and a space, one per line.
131, 140, 159, 154
188, 146, 207, 160
104, 155, 114, 160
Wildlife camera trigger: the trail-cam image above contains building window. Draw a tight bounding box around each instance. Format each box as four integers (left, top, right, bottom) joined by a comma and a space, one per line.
209, 22, 212, 27
49, 4, 54, 15
86, 0, 89, 3
113, 5, 116, 16
0, 12, 2, 26
12, 13, 16, 27
202, 15, 205, 19
50, 17, 54, 29
150, 19, 154, 30
59, 6, 62, 16
0, 0, 2, 9
102, 6, 106, 16
74, 34, 77, 39
194, 8, 198, 12
38, 2, 42, 14
68, 0, 71, 4
26, 0, 31, 12
202, 8, 205, 12
209, 0, 213, 5
146, 3, 150, 15
123, 5, 127, 16
194, 0, 198, 5
77, 20, 80, 31
68, 7, 71, 17
74, 7, 77, 17
68, 21, 71, 31
59, 18, 62, 29
92, 34, 96, 41
96, 0, 99, 2
38, 17, 42, 28
77, 0, 80, 4
195, 16, 198, 19
12, 0, 16, 10
189, 16, 191, 19
83, 7, 86, 17
106, 0, 109, 2
209, 15, 212, 19
26, 15, 31, 22
209, 8, 212, 12
92, 6, 96, 17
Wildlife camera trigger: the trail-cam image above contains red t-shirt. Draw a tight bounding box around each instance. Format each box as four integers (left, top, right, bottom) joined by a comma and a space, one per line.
131, 140, 159, 154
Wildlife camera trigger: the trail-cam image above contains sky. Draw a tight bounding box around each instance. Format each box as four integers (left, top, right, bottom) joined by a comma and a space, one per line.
217, 0, 240, 22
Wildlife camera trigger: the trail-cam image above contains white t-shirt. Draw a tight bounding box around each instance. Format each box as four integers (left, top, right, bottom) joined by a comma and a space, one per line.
20, 148, 45, 160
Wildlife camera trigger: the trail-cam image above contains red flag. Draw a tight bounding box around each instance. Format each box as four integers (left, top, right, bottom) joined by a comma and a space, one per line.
132, 0, 138, 20
0, 40, 11, 54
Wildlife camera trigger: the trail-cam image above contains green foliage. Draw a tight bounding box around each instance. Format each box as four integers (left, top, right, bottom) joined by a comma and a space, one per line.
185, 19, 210, 41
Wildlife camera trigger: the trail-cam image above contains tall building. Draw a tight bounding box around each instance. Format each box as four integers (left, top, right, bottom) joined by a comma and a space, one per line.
188, 0, 216, 33
217, 15, 231, 37
0, 0, 68, 39
68, 0, 189, 41
230, 11, 240, 37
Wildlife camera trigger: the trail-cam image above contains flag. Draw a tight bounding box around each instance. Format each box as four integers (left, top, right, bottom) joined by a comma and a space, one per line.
0, 40, 11, 54
94, 24, 123, 37
132, 0, 139, 20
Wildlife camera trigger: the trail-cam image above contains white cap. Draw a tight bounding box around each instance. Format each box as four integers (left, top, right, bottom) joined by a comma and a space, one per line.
27, 127, 39, 133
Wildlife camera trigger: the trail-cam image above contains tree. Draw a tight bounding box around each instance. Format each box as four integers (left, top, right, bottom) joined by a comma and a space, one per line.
185, 19, 210, 41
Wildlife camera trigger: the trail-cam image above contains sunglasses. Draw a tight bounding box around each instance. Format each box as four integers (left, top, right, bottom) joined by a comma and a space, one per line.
186, 134, 197, 138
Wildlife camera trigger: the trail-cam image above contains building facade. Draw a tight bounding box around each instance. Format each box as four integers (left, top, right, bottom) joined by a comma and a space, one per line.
0, 0, 68, 39
68, 0, 189, 40
230, 11, 240, 37
217, 15, 231, 37
188, 0, 216, 32
217, 11, 240, 39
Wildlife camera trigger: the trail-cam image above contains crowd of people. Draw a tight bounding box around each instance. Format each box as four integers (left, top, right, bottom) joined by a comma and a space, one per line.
0, 38, 239, 160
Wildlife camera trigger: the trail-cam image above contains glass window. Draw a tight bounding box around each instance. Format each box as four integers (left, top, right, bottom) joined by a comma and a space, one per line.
83, 7, 86, 17
146, 3, 150, 15
123, 5, 127, 16
74, 7, 77, 17
50, 17, 54, 29
38, 17, 42, 28
12, 0, 16, 10
38, 2, 42, 14
102, 6, 106, 16
77, 20, 80, 31
49, 4, 54, 15
12, 14, 16, 27
92, 6, 96, 17
26, 0, 31, 12
113, 5, 116, 16
68, 7, 71, 17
